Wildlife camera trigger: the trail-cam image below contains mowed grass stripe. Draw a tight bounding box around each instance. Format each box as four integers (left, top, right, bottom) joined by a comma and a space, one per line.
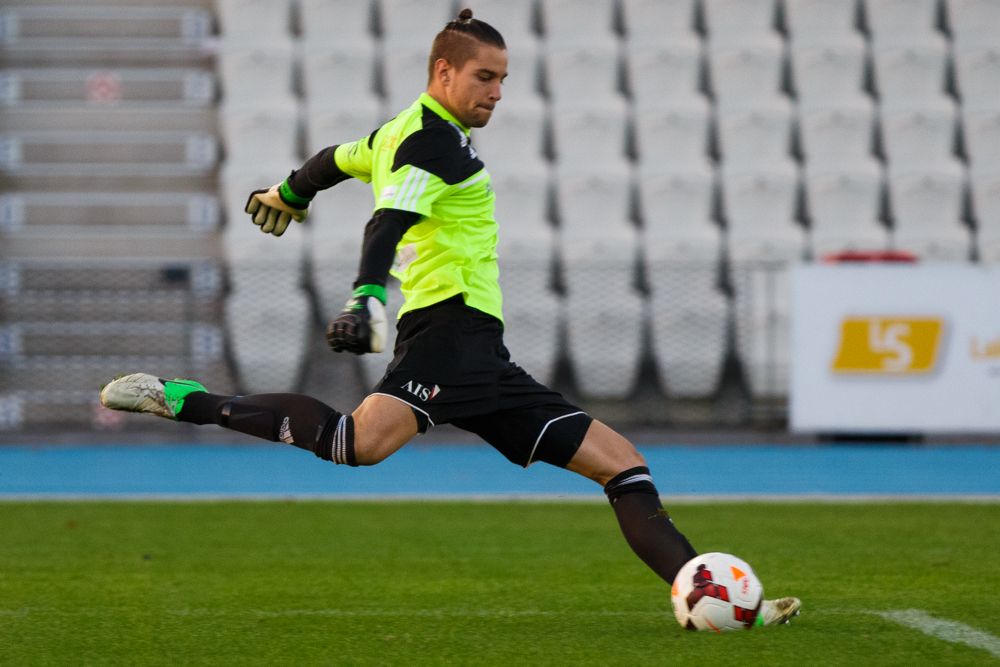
1, 502, 998, 666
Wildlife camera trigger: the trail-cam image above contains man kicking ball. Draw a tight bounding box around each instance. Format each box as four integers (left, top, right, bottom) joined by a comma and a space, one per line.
101, 8, 799, 626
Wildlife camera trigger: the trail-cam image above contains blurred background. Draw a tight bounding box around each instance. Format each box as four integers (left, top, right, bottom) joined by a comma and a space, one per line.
0, 0, 997, 442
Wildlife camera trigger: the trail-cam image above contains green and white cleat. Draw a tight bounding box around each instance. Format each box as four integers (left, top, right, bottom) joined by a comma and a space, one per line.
756, 597, 802, 627
100, 373, 207, 420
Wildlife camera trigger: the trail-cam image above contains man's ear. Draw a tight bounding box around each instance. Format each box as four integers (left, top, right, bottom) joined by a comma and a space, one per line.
434, 58, 452, 86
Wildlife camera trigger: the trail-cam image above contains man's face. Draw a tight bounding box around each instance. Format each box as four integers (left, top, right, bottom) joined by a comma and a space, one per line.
438, 45, 507, 128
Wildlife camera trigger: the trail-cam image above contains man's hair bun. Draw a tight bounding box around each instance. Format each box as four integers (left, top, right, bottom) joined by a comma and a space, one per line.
458, 8, 474, 21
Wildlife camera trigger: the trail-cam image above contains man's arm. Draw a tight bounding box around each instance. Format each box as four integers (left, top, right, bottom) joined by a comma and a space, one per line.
245, 133, 378, 236
326, 208, 422, 355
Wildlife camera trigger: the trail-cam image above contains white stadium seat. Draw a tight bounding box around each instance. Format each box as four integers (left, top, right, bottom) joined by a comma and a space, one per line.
798, 98, 877, 169
306, 102, 383, 155
301, 40, 379, 108
639, 162, 715, 232
955, 47, 1000, 111
880, 99, 958, 170
703, 0, 778, 42
217, 42, 296, 110
556, 163, 633, 238
646, 233, 728, 398
805, 160, 890, 254
716, 97, 795, 170
948, 0, 1000, 49
889, 162, 971, 261
552, 98, 629, 167
563, 231, 644, 398
496, 231, 560, 385
627, 38, 704, 107
470, 96, 547, 170
298, 0, 374, 45
873, 35, 949, 109
216, 0, 293, 38
226, 288, 310, 393
973, 172, 1000, 263
383, 46, 433, 113
708, 34, 785, 109
634, 98, 712, 169
622, 0, 699, 45
964, 109, 1000, 174
381, 0, 455, 48
541, 0, 618, 46
464, 0, 538, 46
545, 39, 621, 105
490, 162, 552, 237
732, 262, 792, 397
784, 0, 859, 43
722, 162, 807, 261
790, 34, 868, 108
866, 0, 940, 42
220, 104, 299, 164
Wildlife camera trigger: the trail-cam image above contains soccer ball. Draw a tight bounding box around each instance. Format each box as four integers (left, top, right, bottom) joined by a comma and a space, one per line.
671, 552, 764, 631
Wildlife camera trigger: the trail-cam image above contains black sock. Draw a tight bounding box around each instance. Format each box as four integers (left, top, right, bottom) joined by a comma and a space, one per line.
178, 392, 356, 465
605, 466, 698, 584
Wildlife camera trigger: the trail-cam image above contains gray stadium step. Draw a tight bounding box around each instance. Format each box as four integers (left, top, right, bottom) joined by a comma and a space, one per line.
0, 67, 215, 106
0, 191, 219, 232
0, 107, 217, 132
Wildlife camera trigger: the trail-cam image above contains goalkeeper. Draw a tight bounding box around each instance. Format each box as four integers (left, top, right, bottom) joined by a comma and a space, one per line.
102, 9, 798, 624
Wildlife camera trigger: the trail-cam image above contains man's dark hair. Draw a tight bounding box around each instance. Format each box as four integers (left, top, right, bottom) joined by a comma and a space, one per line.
427, 8, 506, 84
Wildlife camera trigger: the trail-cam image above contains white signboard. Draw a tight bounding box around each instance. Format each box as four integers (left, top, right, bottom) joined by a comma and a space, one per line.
791, 264, 1000, 433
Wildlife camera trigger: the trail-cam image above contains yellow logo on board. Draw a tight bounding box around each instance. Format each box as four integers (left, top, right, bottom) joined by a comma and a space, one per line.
831, 317, 945, 375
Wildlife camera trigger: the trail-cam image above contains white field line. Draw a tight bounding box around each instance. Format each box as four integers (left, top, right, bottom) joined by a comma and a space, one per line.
1, 494, 999, 503
870, 609, 1000, 659
0, 608, 673, 619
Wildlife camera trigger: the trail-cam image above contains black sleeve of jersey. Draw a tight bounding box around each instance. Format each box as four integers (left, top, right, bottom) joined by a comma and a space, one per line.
354, 208, 423, 289
391, 124, 484, 185
285, 145, 351, 201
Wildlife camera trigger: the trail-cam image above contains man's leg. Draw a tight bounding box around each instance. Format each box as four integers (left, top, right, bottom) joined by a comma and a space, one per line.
101, 374, 416, 465
565, 420, 698, 585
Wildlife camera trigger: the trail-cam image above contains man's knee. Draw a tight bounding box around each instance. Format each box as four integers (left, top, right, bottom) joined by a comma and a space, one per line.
350, 394, 420, 466
567, 420, 646, 486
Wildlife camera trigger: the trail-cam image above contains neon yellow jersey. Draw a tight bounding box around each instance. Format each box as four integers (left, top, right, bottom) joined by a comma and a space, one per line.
332, 94, 502, 323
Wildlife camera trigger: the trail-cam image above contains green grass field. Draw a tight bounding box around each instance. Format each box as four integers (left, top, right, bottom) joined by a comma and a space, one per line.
1, 502, 998, 666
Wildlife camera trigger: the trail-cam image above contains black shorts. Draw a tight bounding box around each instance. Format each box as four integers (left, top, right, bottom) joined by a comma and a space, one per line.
372, 296, 593, 468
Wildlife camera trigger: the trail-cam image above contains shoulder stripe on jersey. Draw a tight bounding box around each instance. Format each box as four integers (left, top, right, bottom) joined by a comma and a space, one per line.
395, 168, 431, 212
458, 171, 488, 189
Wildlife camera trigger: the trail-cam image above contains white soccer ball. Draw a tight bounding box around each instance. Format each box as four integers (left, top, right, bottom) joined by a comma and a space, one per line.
671, 552, 764, 632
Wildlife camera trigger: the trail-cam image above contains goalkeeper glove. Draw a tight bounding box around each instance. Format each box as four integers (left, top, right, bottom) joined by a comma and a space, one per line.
245, 176, 310, 237
326, 285, 389, 355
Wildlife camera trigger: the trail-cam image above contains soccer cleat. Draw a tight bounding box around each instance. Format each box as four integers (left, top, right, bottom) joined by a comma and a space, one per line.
100, 373, 207, 420
755, 597, 802, 627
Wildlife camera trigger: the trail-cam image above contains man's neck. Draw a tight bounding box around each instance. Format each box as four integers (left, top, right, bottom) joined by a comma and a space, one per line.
425, 89, 467, 131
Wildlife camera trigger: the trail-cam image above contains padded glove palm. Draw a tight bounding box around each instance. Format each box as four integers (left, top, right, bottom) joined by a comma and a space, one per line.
245, 179, 310, 237
327, 286, 389, 355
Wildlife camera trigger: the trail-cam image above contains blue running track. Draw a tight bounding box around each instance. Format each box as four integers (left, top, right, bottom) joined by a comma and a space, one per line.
1, 444, 998, 499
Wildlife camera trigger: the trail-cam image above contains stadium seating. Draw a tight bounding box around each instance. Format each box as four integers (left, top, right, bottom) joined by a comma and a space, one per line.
703, 0, 778, 41
805, 160, 890, 255
732, 262, 792, 397
298, 0, 374, 45
541, 0, 619, 46
790, 36, 868, 108
964, 109, 1000, 174
307, 101, 383, 154
866, 0, 941, 42
622, 0, 699, 44
627, 38, 704, 106
464, 0, 538, 46
217, 41, 297, 110
716, 98, 795, 170
888, 163, 971, 261
0, 68, 215, 107
381, 0, 454, 48
880, 100, 959, 170
708, 34, 786, 108
955, 46, 1000, 111
301, 40, 380, 108
551, 97, 629, 167
383, 45, 433, 113
798, 100, 877, 168
872, 36, 949, 109
784, 0, 860, 42
948, 0, 1000, 49
545, 39, 622, 105
634, 98, 712, 169
216, 0, 292, 38
974, 172, 1000, 263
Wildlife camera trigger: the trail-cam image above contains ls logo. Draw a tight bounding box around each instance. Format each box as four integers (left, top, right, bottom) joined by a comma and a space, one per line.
401, 381, 441, 402
831, 317, 945, 375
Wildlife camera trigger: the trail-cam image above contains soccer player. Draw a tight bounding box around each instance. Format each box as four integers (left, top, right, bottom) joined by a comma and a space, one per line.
102, 9, 799, 626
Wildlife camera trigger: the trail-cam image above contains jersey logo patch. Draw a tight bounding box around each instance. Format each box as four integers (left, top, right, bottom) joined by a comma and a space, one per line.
380, 185, 398, 201
401, 381, 441, 402
392, 244, 418, 272
278, 417, 294, 444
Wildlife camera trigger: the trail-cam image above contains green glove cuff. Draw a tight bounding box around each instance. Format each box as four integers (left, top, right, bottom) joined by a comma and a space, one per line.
353, 284, 387, 305
278, 179, 311, 208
